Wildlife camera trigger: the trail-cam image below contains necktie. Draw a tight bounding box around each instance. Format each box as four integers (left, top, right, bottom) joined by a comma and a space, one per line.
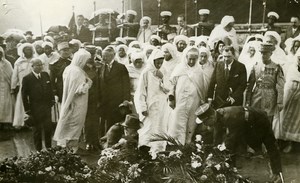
298, 65, 300, 72
37, 74, 41, 80
225, 65, 229, 80
179, 28, 183, 35
104, 64, 110, 79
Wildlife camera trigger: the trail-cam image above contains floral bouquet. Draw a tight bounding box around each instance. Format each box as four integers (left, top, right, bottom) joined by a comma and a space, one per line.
95, 134, 253, 183
0, 146, 93, 183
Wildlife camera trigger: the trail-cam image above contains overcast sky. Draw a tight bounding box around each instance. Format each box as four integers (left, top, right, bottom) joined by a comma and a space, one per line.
0, 0, 122, 36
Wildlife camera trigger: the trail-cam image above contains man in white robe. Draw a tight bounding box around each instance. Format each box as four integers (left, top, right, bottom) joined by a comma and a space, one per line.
0, 47, 14, 124
134, 49, 167, 155
53, 49, 92, 152
168, 46, 207, 145
208, 16, 238, 54
11, 43, 35, 128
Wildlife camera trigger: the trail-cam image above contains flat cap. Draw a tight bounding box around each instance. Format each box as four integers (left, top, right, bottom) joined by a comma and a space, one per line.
160, 11, 172, 17
267, 11, 279, 19
199, 9, 210, 15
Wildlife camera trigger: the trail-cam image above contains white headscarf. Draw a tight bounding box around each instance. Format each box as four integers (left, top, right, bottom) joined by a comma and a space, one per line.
71, 48, 91, 69
139, 16, 152, 27
143, 48, 164, 73
220, 15, 235, 28
196, 36, 209, 48
116, 44, 128, 53
198, 46, 213, 63
19, 43, 35, 59
127, 51, 146, 78
171, 46, 203, 97
161, 43, 180, 72
264, 31, 287, 65
208, 15, 238, 52
115, 44, 129, 65
238, 41, 261, 80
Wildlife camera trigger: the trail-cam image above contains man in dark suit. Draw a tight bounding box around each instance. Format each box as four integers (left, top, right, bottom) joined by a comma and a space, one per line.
177, 15, 194, 37
74, 15, 92, 43
195, 104, 283, 183
98, 46, 130, 137
207, 46, 247, 108
284, 16, 300, 41
49, 42, 71, 102
22, 58, 55, 151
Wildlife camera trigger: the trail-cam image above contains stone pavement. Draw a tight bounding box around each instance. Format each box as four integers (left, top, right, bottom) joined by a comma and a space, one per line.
0, 129, 300, 183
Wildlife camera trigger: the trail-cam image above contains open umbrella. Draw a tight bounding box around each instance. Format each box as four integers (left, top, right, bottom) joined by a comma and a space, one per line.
89, 8, 119, 24
47, 25, 69, 34
1, 29, 26, 41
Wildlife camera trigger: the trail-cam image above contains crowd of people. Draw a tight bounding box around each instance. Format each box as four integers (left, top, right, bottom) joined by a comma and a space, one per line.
0, 8, 300, 179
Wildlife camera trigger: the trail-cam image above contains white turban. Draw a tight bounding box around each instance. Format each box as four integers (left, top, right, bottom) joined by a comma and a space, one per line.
33, 40, 43, 48
150, 35, 161, 42
42, 41, 53, 48
174, 35, 189, 45
43, 36, 55, 44
220, 15, 235, 28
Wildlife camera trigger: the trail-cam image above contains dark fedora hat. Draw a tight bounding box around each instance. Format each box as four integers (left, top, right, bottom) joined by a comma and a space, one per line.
121, 114, 141, 129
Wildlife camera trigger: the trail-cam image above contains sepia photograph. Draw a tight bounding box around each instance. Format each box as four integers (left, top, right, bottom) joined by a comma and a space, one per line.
0, 0, 300, 182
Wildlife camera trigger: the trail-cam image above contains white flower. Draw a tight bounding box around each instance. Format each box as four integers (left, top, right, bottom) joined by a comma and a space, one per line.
225, 162, 230, 168
64, 175, 75, 181
191, 161, 202, 168
206, 153, 213, 160
217, 143, 226, 151
128, 163, 141, 178
195, 143, 202, 151
215, 164, 221, 171
233, 167, 238, 173
195, 135, 202, 142
45, 166, 52, 172
169, 150, 183, 158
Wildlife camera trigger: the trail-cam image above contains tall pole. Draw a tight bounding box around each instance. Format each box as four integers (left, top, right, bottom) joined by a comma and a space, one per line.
262, 0, 267, 29
141, 0, 144, 17
248, 0, 253, 32
195, 0, 198, 36
120, 0, 125, 37
93, 1, 96, 26
157, 0, 161, 36
185, 0, 188, 24
39, 12, 43, 37
92, 1, 96, 45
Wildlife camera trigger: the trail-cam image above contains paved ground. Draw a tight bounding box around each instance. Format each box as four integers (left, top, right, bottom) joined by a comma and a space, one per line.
0, 129, 300, 183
